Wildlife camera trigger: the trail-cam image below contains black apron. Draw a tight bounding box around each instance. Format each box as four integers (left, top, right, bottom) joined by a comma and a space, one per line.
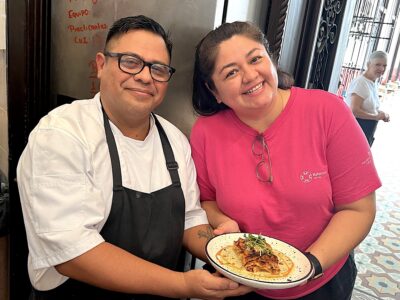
30, 111, 186, 300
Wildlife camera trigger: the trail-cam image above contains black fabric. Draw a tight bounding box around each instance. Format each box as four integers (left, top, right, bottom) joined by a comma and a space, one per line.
154, 115, 181, 187
304, 252, 323, 279
356, 118, 378, 146
30, 280, 176, 300
31, 112, 186, 300
0, 176, 8, 236
100, 111, 185, 267
0, 190, 8, 236
227, 255, 357, 300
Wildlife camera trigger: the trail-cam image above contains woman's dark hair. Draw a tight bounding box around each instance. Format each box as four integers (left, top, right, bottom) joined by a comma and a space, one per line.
105, 15, 173, 58
192, 21, 293, 116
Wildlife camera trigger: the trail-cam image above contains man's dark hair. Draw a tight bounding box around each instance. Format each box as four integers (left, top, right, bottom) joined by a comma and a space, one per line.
105, 15, 173, 58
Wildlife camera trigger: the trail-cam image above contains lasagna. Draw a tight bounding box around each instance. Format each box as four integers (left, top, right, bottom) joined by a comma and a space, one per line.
216, 234, 294, 279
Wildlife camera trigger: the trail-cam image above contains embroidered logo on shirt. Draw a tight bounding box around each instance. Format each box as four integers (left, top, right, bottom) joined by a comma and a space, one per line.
299, 170, 328, 183
361, 151, 373, 165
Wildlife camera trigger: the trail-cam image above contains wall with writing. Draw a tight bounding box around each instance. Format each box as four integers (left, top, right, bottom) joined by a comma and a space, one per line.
51, 0, 221, 135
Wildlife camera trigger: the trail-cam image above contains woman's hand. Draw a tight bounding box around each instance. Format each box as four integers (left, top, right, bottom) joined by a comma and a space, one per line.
213, 219, 240, 235
377, 110, 389, 121
383, 112, 390, 122
202, 201, 241, 235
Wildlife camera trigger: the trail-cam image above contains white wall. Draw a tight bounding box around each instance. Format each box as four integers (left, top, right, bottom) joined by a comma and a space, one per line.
328, 0, 357, 93
225, 0, 268, 29
279, 0, 307, 74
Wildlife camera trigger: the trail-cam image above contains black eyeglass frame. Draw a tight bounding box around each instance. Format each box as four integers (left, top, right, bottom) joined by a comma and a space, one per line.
252, 135, 273, 183
103, 51, 176, 82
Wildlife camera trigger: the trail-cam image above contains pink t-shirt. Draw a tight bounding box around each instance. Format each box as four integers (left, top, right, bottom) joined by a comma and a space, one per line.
190, 87, 381, 299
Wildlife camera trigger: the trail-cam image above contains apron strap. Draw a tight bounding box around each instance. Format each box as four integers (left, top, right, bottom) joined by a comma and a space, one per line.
102, 107, 123, 191
102, 105, 181, 189
153, 114, 181, 187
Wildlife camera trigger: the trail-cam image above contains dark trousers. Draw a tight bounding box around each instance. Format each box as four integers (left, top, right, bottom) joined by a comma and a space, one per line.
227, 255, 357, 300
356, 118, 378, 146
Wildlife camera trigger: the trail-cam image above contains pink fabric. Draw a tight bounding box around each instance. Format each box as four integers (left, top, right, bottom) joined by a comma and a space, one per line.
190, 87, 381, 299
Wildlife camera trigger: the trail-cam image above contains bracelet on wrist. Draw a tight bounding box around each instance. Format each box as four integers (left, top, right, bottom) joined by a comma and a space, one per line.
305, 252, 324, 280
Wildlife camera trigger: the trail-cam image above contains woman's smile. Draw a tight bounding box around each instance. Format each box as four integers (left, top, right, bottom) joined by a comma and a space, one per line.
243, 82, 264, 95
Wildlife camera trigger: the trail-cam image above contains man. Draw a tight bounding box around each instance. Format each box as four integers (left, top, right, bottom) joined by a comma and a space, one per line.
17, 15, 250, 299
346, 50, 390, 146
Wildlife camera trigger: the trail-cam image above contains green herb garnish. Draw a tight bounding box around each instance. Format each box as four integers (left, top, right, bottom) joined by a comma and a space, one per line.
244, 233, 272, 256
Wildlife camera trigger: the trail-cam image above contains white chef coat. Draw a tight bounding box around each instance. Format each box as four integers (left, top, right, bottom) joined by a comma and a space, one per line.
17, 93, 208, 290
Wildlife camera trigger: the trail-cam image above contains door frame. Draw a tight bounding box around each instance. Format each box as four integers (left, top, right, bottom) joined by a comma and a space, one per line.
7, 0, 51, 298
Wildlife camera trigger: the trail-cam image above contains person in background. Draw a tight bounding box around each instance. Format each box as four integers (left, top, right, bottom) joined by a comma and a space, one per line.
345, 50, 390, 146
190, 21, 379, 300
17, 15, 251, 300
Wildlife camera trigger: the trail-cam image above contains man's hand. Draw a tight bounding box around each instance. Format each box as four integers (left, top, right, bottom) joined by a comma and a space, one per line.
182, 269, 252, 300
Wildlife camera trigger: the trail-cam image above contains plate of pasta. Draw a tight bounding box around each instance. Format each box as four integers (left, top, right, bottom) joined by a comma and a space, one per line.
205, 233, 313, 289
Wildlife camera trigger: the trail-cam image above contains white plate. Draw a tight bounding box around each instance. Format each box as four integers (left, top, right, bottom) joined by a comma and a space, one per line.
205, 233, 313, 289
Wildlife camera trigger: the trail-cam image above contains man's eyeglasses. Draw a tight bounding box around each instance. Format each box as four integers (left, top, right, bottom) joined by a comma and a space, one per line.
104, 52, 175, 82
252, 135, 273, 183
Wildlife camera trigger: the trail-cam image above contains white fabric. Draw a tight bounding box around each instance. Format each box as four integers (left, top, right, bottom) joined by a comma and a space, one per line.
17, 93, 208, 290
345, 75, 380, 114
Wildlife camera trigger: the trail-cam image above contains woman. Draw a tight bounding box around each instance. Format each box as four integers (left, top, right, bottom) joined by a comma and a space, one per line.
345, 50, 390, 146
190, 21, 380, 299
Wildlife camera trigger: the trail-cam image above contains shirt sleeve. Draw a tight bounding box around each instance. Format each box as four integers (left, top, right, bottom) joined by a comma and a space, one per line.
349, 77, 369, 100
17, 126, 105, 270
190, 119, 217, 201
324, 96, 381, 205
